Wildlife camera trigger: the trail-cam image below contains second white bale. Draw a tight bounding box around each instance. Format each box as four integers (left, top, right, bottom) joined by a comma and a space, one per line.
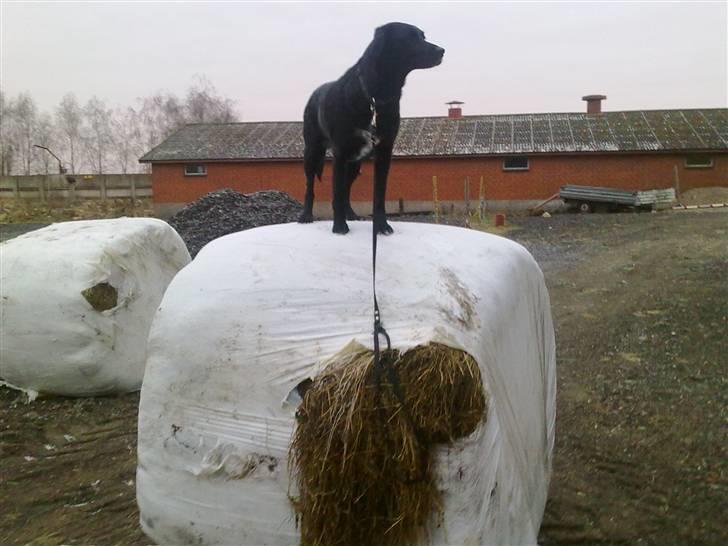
0, 218, 191, 397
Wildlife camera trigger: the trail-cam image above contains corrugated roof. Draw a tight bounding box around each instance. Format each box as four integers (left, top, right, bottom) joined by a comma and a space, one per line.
139, 108, 728, 162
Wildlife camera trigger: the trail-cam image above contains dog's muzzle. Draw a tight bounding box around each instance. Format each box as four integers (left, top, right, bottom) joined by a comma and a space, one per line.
420, 45, 445, 68
433, 46, 445, 64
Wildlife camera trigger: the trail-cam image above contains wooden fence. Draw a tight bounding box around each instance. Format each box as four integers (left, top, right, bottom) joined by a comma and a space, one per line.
0, 174, 152, 203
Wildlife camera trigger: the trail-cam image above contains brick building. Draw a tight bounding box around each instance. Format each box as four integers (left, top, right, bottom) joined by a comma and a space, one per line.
140, 99, 728, 218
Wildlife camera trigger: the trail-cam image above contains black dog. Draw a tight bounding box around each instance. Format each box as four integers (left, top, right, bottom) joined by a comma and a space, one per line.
298, 22, 444, 234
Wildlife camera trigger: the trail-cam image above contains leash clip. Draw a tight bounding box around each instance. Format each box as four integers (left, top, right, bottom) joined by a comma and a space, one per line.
373, 322, 392, 352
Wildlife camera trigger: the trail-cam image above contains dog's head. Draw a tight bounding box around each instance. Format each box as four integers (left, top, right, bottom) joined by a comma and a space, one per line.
365, 22, 445, 74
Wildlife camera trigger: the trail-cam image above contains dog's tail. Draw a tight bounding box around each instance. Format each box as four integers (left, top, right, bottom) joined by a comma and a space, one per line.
312, 154, 325, 182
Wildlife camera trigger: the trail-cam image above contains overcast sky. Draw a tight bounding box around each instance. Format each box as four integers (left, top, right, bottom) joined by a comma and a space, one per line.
2, 1, 726, 121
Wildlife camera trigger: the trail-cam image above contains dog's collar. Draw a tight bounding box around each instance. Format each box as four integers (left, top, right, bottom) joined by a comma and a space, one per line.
356, 65, 396, 110
356, 66, 376, 111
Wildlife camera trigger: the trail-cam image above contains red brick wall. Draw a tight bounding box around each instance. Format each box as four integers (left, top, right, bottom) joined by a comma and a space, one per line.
152, 153, 728, 205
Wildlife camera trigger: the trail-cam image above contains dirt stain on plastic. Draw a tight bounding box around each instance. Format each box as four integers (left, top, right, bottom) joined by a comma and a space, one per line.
438, 267, 479, 330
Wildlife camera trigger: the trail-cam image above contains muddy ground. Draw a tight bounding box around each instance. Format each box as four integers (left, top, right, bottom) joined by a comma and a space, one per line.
1, 209, 726, 545
514, 211, 727, 545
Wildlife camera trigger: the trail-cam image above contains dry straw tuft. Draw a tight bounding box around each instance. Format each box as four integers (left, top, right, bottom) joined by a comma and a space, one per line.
289, 342, 487, 546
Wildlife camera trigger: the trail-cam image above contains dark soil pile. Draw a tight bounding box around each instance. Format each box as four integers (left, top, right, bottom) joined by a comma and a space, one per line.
168, 189, 303, 257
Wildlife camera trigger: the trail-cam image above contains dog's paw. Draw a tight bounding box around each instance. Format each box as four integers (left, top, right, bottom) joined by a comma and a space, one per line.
332, 221, 350, 235
374, 219, 394, 235
298, 212, 314, 223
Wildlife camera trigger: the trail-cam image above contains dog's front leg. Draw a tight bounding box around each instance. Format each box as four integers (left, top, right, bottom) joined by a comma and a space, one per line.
331, 157, 350, 234
372, 145, 394, 235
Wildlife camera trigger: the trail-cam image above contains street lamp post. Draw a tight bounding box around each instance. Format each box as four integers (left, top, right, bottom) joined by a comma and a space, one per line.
33, 145, 66, 174
33, 145, 76, 184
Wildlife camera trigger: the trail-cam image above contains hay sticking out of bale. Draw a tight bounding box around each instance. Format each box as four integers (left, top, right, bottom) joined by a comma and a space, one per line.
290, 342, 487, 546
81, 282, 118, 311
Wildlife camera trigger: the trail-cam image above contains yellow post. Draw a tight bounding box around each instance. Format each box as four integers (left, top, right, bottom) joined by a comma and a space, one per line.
432, 175, 440, 224
479, 175, 485, 221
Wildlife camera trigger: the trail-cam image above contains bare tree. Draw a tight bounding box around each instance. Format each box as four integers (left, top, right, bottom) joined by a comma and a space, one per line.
0, 76, 238, 175
83, 96, 113, 174
185, 75, 238, 124
112, 106, 145, 174
136, 77, 239, 158
138, 91, 185, 154
35, 112, 58, 174
56, 93, 83, 174
0, 90, 14, 175
11, 93, 38, 175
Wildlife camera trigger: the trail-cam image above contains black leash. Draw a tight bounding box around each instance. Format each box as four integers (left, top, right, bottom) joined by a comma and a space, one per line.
361, 65, 427, 479
370, 194, 429, 483
371, 222, 391, 365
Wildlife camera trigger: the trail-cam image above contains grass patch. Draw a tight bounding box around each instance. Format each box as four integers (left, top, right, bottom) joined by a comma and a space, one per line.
0, 199, 154, 223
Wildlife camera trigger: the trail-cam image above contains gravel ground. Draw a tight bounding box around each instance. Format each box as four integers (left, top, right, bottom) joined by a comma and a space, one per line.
507, 212, 648, 271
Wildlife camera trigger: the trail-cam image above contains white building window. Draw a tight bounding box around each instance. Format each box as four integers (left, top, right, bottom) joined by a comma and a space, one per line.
684, 156, 713, 169
502, 156, 529, 171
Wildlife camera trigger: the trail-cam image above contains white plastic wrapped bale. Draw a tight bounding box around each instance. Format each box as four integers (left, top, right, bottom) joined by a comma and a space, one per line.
137, 221, 556, 545
0, 218, 191, 397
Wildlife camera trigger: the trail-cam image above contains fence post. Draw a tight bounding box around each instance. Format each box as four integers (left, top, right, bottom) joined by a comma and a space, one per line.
130, 175, 137, 209
432, 175, 440, 224
100, 175, 107, 202
464, 176, 470, 217
39, 175, 46, 203
673, 165, 681, 200
13, 177, 20, 199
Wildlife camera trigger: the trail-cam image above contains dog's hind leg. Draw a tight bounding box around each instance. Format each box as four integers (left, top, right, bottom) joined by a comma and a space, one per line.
299, 140, 325, 223
331, 157, 350, 234
344, 161, 362, 221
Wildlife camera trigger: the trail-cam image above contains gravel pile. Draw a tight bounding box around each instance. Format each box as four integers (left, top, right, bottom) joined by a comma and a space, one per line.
168, 188, 303, 257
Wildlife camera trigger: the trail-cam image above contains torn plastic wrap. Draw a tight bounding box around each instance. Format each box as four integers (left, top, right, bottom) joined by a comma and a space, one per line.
137, 221, 556, 545
0, 218, 191, 397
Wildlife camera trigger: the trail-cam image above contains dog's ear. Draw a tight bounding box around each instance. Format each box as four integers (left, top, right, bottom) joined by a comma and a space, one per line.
361, 25, 387, 73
